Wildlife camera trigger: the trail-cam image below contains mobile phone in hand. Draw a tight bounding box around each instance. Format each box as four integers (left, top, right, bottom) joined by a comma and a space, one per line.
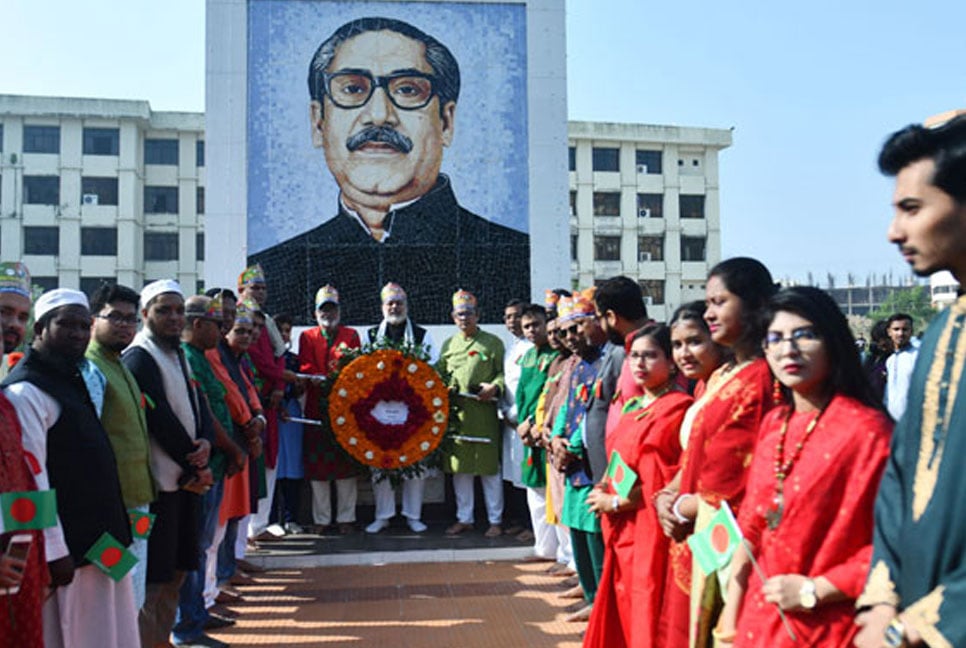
1, 533, 32, 595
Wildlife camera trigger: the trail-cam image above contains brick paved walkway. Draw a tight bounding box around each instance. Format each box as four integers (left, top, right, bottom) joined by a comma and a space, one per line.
208, 560, 587, 647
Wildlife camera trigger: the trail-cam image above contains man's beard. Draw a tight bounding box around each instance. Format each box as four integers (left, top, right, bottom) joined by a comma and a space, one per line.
385, 313, 406, 326
319, 317, 340, 330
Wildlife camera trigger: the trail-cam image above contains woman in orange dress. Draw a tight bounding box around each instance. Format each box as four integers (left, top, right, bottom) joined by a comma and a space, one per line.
654, 257, 778, 648
584, 324, 693, 647
714, 287, 891, 647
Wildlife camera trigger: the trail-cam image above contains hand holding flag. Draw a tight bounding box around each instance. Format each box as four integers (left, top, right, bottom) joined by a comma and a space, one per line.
605, 450, 638, 500
1, 490, 57, 531
85, 532, 137, 582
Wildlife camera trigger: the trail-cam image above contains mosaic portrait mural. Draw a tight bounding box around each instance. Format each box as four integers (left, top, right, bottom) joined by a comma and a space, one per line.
247, 2, 530, 324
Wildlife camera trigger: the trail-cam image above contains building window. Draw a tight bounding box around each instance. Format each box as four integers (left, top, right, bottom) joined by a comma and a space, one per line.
80, 277, 115, 297
81, 177, 118, 206
82, 128, 119, 155
594, 236, 621, 261
23, 126, 60, 154
33, 276, 58, 292
144, 139, 179, 165
144, 232, 179, 261
81, 227, 118, 256
635, 150, 662, 175
568, 146, 575, 172
144, 186, 179, 214
0, 124, 4, 151
681, 236, 707, 262
593, 192, 621, 217
638, 279, 665, 305
196, 186, 205, 214
23, 176, 60, 205
24, 226, 59, 255
196, 232, 205, 261
637, 193, 663, 219
569, 190, 576, 217
680, 195, 706, 219
571, 233, 578, 261
638, 235, 664, 262
196, 140, 205, 167
592, 147, 619, 172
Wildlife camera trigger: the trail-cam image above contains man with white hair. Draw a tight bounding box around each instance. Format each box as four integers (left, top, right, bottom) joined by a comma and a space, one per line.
3, 288, 137, 647
122, 280, 215, 648
364, 283, 436, 534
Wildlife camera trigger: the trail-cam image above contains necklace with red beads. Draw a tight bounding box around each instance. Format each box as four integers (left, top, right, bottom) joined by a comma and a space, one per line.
765, 406, 825, 530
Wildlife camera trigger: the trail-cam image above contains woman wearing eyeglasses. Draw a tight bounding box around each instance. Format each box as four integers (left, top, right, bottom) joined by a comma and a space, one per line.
655, 257, 777, 648
713, 287, 891, 647
583, 324, 693, 647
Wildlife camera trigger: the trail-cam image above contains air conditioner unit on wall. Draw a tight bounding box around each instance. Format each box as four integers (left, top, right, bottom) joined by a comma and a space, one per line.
82, 193, 98, 206
636, 164, 647, 174
644, 296, 654, 305
641, 252, 652, 262
639, 208, 651, 218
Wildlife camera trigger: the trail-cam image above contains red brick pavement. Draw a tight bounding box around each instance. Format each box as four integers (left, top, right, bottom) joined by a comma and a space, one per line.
209, 560, 587, 647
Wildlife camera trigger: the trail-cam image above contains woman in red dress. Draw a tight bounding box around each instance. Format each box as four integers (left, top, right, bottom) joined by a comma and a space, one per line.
714, 287, 891, 647
584, 324, 693, 648
654, 257, 778, 648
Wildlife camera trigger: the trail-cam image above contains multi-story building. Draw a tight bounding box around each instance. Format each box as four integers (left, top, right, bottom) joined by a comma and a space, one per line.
0, 94, 205, 294
568, 121, 732, 321
0, 95, 732, 318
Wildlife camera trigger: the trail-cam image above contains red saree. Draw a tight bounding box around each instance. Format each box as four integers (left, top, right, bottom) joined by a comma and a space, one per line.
733, 395, 891, 647
585, 390, 693, 648
660, 358, 774, 648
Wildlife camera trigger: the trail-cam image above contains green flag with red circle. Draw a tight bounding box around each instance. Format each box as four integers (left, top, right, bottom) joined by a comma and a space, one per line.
687, 501, 743, 575
0, 490, 57, 531
605, 450, 637, 500
84, 532, 138, 582
128, 509, 156, 539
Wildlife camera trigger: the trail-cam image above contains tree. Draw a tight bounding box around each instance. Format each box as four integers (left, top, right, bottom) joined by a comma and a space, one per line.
866, 286, 938, 332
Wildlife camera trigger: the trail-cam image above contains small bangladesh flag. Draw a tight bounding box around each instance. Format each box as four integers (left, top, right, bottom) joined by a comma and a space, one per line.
687, 501, 743, 576
85, 532, 138, 582
128, 509, 156, 539
605, 451, 637, 500
0, 490, 57, 531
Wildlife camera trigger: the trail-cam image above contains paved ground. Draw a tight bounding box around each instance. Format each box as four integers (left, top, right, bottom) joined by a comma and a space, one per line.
208, 559, 587, 647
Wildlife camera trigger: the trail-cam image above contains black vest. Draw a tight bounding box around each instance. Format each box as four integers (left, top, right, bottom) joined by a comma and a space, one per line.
3, 348, 131, 562
366, 321, 427, 346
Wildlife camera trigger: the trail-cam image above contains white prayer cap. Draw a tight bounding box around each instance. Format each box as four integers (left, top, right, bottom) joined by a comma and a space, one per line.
34, 288, 89, 321
141, 279, 184, 309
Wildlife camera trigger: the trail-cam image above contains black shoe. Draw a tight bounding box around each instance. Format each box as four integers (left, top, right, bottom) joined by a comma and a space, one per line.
204, 612, 237, 630
174, 633, 230, 648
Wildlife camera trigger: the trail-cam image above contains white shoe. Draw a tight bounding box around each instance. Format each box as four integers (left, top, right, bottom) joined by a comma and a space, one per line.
366, 519, 390, 534
406, 519, 428, 533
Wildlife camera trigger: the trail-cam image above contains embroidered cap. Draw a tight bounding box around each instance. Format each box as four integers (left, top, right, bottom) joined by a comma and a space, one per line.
556, 295, 575, 322
571, 288, 597, 320
234, 300, 254, 325
141, 279, 184, 309
315, 285, 339, 308
452, 289, 477, 313
237, 263, 266, 289
381, 282, 407, 304
34, 288, 89, 321
185, 294, 223, 321
544, 289, 561, 311
0, 262, 31, 298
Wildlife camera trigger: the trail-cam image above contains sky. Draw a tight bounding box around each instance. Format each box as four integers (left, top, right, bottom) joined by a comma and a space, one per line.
3, 0, 965, 285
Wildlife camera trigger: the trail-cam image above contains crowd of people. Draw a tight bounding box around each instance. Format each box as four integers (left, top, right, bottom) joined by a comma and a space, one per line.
0, 114, 963, 648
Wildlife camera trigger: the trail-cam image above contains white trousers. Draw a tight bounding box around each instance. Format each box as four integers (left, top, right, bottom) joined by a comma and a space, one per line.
247, 465, 278, 537
372, 474, 425, 521
43, 564, 139, 648
310, 478, 358, 525
235, 514, 250, 560
453, 472, 504, 525
501, 425, 525, 487
204, 521, 228, 608
526, 486, 559, 559
556, 522, 574, 568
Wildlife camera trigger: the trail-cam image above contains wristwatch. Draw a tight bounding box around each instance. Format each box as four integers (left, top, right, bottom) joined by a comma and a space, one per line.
798, 578, 817, 610
883, 617, 906, 648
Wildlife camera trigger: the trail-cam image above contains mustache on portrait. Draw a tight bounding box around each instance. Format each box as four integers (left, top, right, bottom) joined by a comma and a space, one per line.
346, 126, 413, 154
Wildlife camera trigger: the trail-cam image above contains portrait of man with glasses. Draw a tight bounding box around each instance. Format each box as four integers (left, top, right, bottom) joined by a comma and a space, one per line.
249, 14, 531, 325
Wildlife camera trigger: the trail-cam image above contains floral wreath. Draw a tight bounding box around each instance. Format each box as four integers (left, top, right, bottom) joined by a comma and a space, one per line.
325, 343, 455, 484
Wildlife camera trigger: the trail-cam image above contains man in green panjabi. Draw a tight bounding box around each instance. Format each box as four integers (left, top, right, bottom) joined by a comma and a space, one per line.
437, 289, 505, 538
855, 112, 966, 648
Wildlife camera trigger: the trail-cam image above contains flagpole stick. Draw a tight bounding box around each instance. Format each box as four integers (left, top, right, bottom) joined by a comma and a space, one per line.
740, 538, 797, 642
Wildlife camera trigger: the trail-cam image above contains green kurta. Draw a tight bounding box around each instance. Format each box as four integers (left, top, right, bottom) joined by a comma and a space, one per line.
858, 296, 966, 648
437, 329, 505, 475
86, 340, 156, 508
182, 342, 230, 482
516, 344, 557, 487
